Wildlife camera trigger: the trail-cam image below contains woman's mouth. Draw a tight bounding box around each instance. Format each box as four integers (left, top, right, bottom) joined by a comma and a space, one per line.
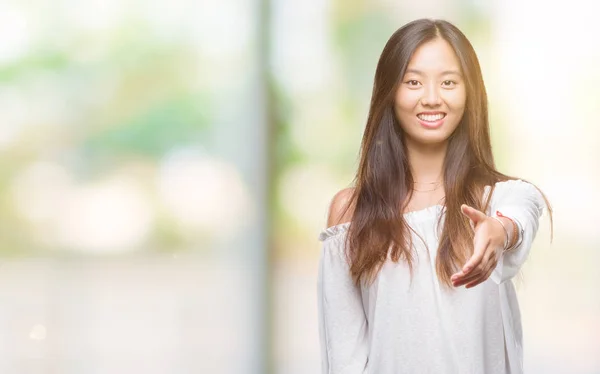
417, 112, 446, 129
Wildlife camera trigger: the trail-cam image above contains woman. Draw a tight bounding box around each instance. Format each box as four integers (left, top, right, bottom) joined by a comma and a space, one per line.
317, 19, 553, 374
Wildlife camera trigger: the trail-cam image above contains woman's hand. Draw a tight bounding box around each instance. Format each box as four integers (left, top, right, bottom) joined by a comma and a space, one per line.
451, 204, 508, 289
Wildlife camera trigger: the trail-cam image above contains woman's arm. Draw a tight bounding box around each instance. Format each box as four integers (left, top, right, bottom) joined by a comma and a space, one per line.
317, 189, 369, 374
488, 179, 546, 284
451, 179, 547, 288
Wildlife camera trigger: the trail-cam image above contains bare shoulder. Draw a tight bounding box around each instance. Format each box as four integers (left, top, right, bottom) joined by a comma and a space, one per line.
327, 187, 356, 228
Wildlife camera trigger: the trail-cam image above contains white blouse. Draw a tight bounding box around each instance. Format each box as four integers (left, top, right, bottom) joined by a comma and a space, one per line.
317, 180, 546, 374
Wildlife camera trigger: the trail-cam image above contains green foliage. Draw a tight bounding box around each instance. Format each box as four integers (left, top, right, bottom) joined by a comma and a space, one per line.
82, 94, 211, 160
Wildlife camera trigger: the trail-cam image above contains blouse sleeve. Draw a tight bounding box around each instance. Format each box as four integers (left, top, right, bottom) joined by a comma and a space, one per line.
488, 179, 547, 284
317, 225, 369, 374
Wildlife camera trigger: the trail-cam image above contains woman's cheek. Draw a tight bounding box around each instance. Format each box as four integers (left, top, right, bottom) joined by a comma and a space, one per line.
397, 88, 420, 106
447, 89, 467, 109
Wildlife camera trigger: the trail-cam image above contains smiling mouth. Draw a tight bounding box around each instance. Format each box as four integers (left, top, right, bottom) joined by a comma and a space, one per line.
417, 113, 446, 122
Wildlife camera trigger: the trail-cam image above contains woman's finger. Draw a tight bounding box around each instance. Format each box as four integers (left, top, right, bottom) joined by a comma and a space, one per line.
453, 243, 497, 287
452, 262, 486, 286
463, 250, 498, 288
460, 204, 487, 225
461, 235, 489, 274
466, 263, 496, 289
452, 269, 482, 287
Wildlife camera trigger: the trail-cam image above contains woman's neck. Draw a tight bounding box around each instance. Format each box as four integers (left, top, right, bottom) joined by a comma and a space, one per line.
405, 141, 447, 183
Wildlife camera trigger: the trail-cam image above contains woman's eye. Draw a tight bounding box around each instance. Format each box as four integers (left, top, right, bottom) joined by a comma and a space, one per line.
406, 80, 420, 86
442, 80, 456, 87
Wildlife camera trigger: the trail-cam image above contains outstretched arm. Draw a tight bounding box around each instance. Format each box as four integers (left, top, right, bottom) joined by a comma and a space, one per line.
451, 180, 546, 288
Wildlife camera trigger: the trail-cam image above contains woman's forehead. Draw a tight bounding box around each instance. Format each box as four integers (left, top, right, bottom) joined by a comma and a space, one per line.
405, 39, 462, 75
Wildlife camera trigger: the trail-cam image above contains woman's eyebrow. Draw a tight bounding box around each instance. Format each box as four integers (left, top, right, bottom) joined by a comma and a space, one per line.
404, 68, 462, 77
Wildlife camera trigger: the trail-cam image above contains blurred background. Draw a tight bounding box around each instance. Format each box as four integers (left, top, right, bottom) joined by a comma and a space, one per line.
0, 0, 598, 373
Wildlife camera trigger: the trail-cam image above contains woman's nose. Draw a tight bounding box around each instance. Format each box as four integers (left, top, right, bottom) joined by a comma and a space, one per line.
421, 85, 442, 106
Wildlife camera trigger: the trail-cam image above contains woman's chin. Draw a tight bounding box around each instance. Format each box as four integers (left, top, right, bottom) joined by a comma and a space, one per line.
405, 128, 452, 145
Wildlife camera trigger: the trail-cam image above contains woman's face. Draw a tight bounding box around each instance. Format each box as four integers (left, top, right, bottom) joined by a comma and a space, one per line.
394, 37, 467, 147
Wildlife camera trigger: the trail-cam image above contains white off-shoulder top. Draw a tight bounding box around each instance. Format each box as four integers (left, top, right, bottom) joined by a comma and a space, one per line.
317, 180, 546, 374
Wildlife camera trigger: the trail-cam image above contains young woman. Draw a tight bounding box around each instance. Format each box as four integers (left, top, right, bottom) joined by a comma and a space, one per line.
317, 19, 553, 374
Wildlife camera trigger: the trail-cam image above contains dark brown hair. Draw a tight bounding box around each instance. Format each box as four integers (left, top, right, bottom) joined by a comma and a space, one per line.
341, 19, 553, 288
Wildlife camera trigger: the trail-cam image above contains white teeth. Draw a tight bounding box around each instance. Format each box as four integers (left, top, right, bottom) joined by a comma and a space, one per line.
417, 113, 445, 122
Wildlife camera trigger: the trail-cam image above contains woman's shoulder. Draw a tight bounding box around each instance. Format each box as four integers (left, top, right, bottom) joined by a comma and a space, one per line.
318, 221, 351, 242
318, 188, 355, 242
485, 178, 546, 213
487, 178, 538, 195
327, 187, 356, 228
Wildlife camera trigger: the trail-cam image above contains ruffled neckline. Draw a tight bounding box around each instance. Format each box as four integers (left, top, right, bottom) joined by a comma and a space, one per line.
318, 204, 444, 242
318, 179, 531, 242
